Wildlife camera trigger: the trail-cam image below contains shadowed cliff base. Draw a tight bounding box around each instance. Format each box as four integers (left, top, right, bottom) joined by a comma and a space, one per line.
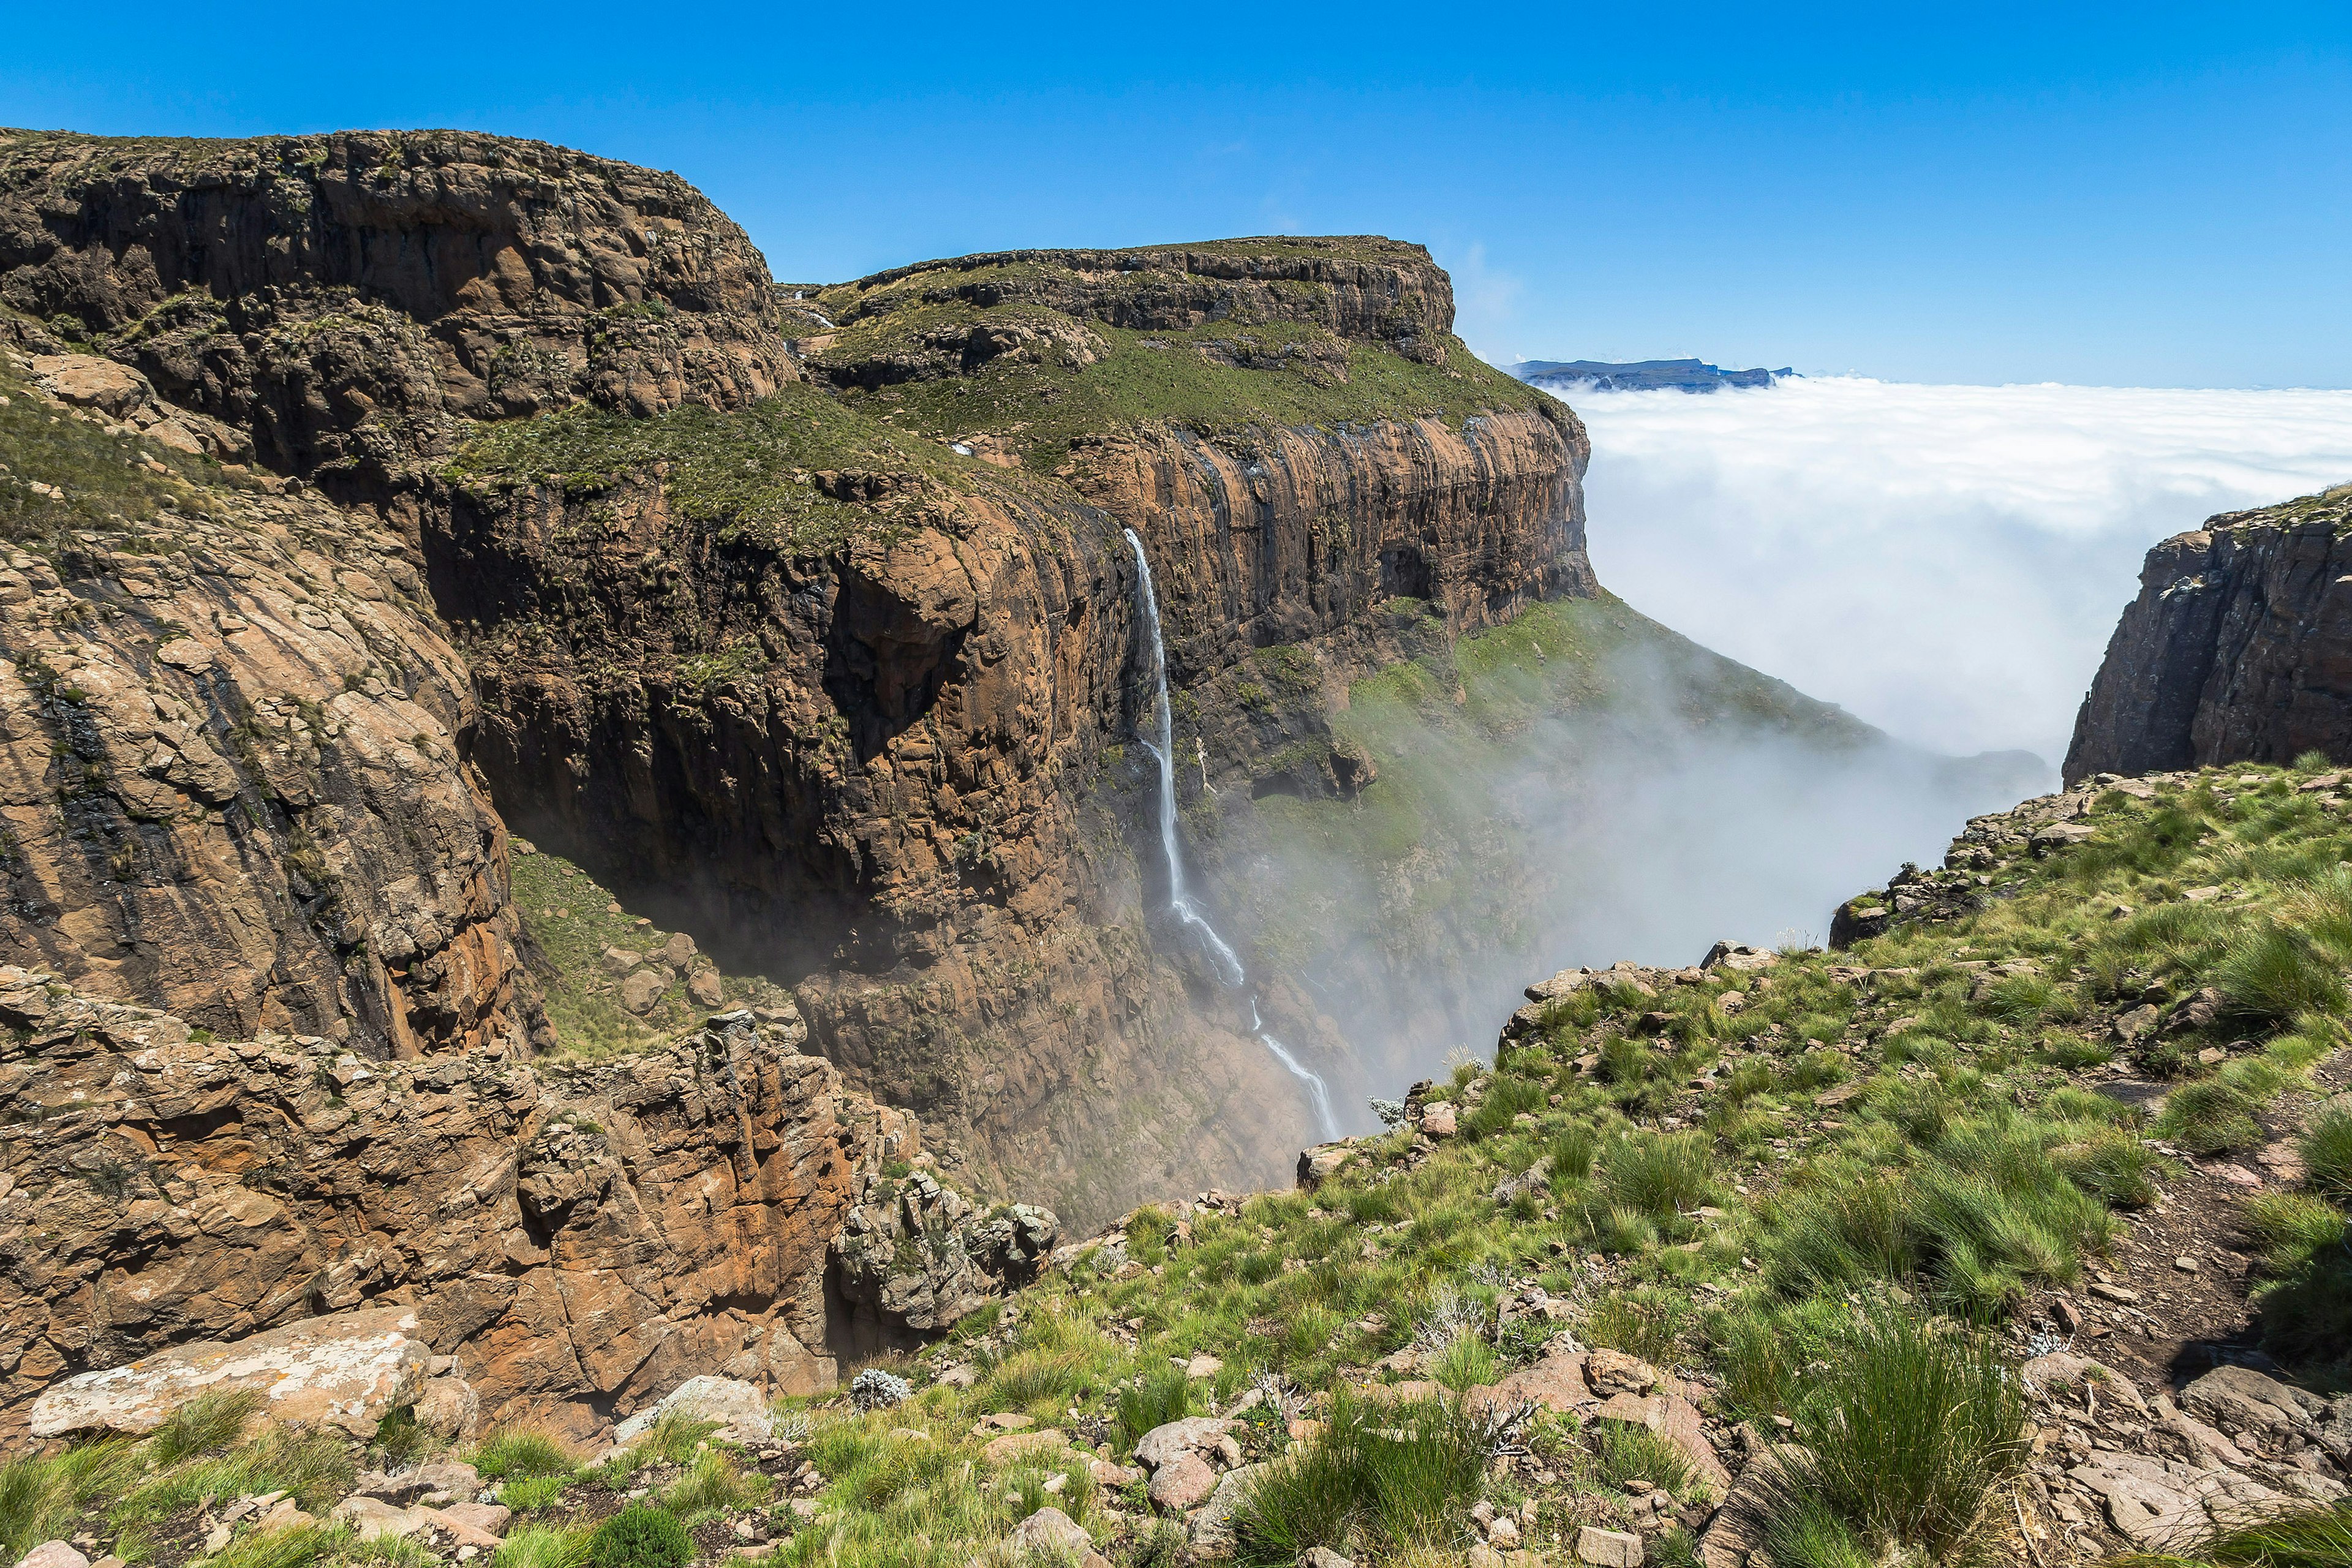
2068, 483, 2352, 785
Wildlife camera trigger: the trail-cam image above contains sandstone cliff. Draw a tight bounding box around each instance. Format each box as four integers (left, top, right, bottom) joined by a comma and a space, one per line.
0, 347, 535, 1052
2066, 484, 2352, 784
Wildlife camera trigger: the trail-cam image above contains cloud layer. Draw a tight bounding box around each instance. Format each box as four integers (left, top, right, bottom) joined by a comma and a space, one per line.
1571, 379, 2352, 763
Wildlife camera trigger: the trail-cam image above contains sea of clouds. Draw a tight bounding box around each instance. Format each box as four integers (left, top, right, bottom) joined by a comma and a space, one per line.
1570, 378, 2352, 767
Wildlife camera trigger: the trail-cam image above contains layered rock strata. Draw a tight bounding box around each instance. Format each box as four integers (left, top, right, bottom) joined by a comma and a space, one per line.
2067, 485, 2352, 783
0, 350, 534, 1052
0, 967, 1050, 1441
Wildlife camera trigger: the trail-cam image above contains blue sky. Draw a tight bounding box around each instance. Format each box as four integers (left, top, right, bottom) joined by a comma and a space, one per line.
7, 2, 2347, 386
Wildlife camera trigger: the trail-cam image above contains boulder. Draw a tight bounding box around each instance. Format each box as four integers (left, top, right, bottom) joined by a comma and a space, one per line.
1576, 1526, 1643, 1567
1466, 1344, 1593, 1416
1585, 1348, 1669, 1397
619, 970, 668, 1015
334, 1496, 432, 1542
2181, 1365, 2329, 1444
17, 1544, 89, 1568
1147, 1452, 1218, 1510
1419, 1102, 1458, 1139
613, 1374, 773, 1445
1008, 1506, 1103, 1567
1187, 1463, 1265, 1556
2023, 1352, 2149, 1417
440, 1502, 511, 1538
1133, 1417, 1235, 1468
662, 933, 699, 971
1296, 1144, 1352, 1190
30, 1304, 433, 1439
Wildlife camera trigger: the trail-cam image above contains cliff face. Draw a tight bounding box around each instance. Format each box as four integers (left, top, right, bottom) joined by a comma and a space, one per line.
0, 129, 794, 489
2066, 486, 2352, 785
1, 130, 1594, 1231
0, 350, 535, 1053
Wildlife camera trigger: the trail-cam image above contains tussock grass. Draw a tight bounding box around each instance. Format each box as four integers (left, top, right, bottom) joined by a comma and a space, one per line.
1115, 1366, 1192, 1449
2304, 1105, 2352, 1205
472, 1428, 579, 1482
495, 1525, 592, 1568
2106, 1499, 2352, 1568
1232, 1395, 1487, 1566
1755, 1314, 2026, 1567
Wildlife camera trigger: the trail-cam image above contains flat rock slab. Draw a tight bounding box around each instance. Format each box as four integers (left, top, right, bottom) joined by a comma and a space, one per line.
31, 1304, 428, 1438
614, 1374, 774, 1445
1466, 1348, 1594, 1417
1188, 1464, 1265, 1557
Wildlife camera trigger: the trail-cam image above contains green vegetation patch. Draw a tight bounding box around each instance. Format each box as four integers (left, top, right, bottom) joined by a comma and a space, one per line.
445, 386, 1014, 554
509, 843, 779, 1057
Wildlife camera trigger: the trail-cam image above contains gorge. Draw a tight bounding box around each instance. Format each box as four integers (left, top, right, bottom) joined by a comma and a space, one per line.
10, 130, 2342, 1568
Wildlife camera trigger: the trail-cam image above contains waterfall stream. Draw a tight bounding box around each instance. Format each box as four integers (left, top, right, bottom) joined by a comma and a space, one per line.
1125, 529, 1343, 1142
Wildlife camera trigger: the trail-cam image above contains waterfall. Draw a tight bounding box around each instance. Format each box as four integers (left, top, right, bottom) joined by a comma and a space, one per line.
1124, 528, 1343, 1142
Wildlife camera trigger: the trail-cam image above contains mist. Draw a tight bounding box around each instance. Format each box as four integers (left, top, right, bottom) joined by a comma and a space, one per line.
1205, 380, 2352, 1131
1217, 617, 2040, 1129
1573, 377, 2352, 760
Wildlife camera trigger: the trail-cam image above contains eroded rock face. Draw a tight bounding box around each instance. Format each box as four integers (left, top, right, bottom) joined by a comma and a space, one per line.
0, 976, 1049, 1441
0, 129, 796, 487
2067, 486, 2352, 783
0, 366, 535, 1051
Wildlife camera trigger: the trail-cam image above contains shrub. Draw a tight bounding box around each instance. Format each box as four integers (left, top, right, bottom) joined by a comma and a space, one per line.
2303, 1106, 2352, 1206
1232, 1394, 1487, 1565
1754, 1314, 2025, 1566
473, 1428, 578, 1482
586, 1504, 694, 1568
850, 1368, 911, 1412
1117, 1366, 1193, 1449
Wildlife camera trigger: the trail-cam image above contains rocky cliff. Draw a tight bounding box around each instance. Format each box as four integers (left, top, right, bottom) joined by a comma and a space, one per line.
0, 129, 1597, 1234
0, 966, 1050, 1442
2067, 484, 2352, 784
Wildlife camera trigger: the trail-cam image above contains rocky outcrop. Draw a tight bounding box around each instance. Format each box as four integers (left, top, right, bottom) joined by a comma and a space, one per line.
0, 127, 794, 491
0, 970, 1052, 1441
2066, 485, 2352, 783
814, 237, 1459, 368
